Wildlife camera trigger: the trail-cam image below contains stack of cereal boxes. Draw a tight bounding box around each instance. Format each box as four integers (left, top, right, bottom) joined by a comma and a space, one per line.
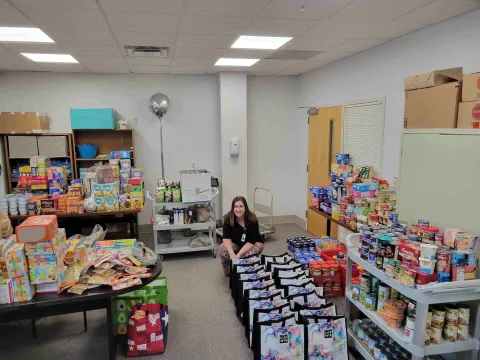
130, 169, 144, 210
47, 166, 68, 196
16, 215, 67, 294
93, 182, 119, 212
30, 157, 50, 178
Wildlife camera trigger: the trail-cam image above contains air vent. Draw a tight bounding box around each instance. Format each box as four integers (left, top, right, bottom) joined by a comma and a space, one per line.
125, 46, 169, 58
267, 50, 323, 60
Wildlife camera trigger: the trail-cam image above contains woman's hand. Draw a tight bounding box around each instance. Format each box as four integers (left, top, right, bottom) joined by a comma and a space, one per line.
229, 252, 237, 259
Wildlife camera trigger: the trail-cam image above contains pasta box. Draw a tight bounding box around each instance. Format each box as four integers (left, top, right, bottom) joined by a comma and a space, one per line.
16, 215, 59, 243
70, 108, 116, 130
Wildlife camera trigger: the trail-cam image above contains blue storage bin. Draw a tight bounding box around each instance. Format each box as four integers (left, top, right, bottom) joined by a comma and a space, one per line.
77, 144, 98, 159
70, 108, 116, 129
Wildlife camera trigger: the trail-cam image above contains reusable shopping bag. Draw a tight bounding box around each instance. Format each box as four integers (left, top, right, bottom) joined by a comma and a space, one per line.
291, 301, 331, 312
126, 303, 169, 356
274, 267, 305, 278
262, 253, 292, 267
268, 259, 300, 272
230, 264, 264, 296
276, 278, 315, 293
234, 274, 273, 310
240, 288, 284, 318
230, 256, 261, 291
274, 272, 307, 287
249, 300, 291, 346
287, 289, 325, 309
252, 314, 304, 360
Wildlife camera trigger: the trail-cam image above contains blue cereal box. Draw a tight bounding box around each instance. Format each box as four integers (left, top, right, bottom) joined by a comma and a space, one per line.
70, 108, 116, 130
110, 150, 130, 159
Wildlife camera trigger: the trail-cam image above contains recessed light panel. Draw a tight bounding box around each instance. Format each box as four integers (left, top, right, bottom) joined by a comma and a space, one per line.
215, 58, 259, 67
0, 27, 54, 43
21, 53, 78, 63
231, 36, 292, 50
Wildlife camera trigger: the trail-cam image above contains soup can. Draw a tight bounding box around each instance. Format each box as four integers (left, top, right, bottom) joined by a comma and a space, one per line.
443, 324, 457, 342
418, 219, 430, 228
458, 304, 470, 325
378, 282, 390, 300
457, 324, 469, 341
430, 327, 442, 344
445, 304, 459, 326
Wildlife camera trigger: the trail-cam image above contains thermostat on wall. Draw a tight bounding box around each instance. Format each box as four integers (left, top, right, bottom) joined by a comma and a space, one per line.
230, 138, 239, 156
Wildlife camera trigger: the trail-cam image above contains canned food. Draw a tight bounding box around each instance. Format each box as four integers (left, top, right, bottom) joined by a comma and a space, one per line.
377, 299, 386, 315
430, 327, 442, 344
466, 252, 477, 267
443, 324, 457, 342
378, 282, 390, 300
373, 344, 383, 360
457, 324, 469, 341
403, 325, 414, 344
445, 304, 459, 326
435, 233, 444, 245
458, 304, 470, 325
411, 223, 419, 235
361, 273, 371, 292
418, 219, 430, 228
431, 306, 446, 329
357, 324, 366, 341
427, 310, 432, 329
361, 232, 372, 241
361, 244, 369, 260
368, 249, 377, 264
371, 277, 380, 293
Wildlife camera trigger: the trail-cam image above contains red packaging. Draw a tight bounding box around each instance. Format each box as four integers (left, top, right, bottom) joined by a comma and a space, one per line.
398, 240, 421, 266
452, 266, 476, 281
416, 272, 438, 286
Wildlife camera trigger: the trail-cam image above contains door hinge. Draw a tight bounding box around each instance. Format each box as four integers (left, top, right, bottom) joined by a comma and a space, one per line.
306, 210, 308, 218
306, 164, 309, 172
308, 118, 310, 124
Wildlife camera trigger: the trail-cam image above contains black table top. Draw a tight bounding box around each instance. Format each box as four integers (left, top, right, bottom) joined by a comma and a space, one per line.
0, 256, 162, 313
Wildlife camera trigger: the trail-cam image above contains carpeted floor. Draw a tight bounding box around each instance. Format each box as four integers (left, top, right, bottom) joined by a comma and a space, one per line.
0, 224, 347, 360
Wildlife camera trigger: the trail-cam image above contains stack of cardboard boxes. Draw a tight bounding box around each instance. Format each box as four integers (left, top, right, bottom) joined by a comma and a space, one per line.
0, 112, 50, 133
458, 72, 480, 129
3, 242, 36, 302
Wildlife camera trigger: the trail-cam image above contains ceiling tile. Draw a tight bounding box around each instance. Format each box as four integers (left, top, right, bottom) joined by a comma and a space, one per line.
275, 67, 313, 75
0, 46, 44, 70
125, 57, 172, 66
282, 37, 348, 51
185, 0, 270, 17
244, 18, 319, 37
171, 58, 216, 66
252, 59, 302, 69
330, 39, 386, 52
129, 65, 170, 73
392, 0, 480, 26
10, 0, 98, 9
330, 0, 434, 22
170, 65, 212, 74
305, 50, 357, 64
43, 30, 116, 45
18, 7, 109, 30
247, 70, 277, 75
98, 0, 183, 13
0, 0, 33, 26
179, 15, 253, 35
82, 63, 130, 73
213, 67, 247, 72
304, 20, 392, 39
105, 11, 180, 33
174, 47, 224, 58
176, 34, 236, 48
74, 55, 126, 65
38, 63, 89, 72
114, 32, 176, 48
222, 48, 275, 59
259, 0, 354, 20
62, 45, 122, 56
0, 43, 65, 54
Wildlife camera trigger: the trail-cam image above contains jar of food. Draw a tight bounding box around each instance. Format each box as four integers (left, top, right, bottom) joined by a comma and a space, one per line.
309, 261, 323, 277
321, 264, 331, 276
331, 263, 340, 276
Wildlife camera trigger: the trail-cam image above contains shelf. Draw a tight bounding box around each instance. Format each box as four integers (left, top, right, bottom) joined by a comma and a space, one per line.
347, 328, 374, 360
155, 238, 215, 255
154, 221, 216, 231
348, 245, 480, 304
346, 290, 480, 357
309, 207, 358, 233
8, 210, 140, 220
153, 200, 212, 208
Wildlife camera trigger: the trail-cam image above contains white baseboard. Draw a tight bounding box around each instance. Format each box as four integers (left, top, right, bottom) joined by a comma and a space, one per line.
258, 215, 306, 228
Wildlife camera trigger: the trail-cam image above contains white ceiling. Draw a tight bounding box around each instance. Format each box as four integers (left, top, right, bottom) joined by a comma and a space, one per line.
0, 0, 479, 75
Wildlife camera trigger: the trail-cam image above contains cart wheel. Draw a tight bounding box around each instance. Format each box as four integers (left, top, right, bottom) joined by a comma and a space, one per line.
212, 249, 217, 258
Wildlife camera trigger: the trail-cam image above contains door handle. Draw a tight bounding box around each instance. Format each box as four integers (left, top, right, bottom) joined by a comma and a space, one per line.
327, 118, 334, 178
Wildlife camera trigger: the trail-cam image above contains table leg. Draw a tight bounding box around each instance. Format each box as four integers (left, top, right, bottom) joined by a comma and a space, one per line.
106, 300, 117, 360
83, 311, 88, 332
130, 215, 135, 238
32, 319, 36, 339
326, 219, 331, 237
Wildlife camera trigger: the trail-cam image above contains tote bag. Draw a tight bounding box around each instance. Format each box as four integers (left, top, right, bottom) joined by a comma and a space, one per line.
241, 288, 284, 320
250, 300, 291, 347
230, 256, 261, 291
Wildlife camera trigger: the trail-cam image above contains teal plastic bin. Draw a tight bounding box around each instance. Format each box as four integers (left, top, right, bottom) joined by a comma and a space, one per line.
70, 108, 116, 129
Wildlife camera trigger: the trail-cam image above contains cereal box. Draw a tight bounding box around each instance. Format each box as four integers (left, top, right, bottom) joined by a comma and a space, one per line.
0, 279, 13, 304
119, 194, 130, 211
130, 193, 144, 210
131, 168, 143, 178
24, 228, 65, 256
66, 196, 84, 214
11, 276, 36, 302
16, 215, 59, 243
4, 243, 29, 278
110, 150, 130, 159
119, 159, 131, 170
120, 169, 131, 182
95, 197, 119, 212
92, 182, 119, 198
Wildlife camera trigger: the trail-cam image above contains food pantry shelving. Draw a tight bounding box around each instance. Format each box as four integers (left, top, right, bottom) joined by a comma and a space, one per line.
345, 233, 480, 360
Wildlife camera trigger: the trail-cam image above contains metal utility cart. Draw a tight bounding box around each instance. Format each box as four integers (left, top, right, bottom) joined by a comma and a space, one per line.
147, 188, 219, 258
216, 187, 275, 240
345, 233, 480, 360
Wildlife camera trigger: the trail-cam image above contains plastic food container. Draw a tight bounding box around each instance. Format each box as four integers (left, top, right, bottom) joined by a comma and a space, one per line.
420, 243, 438, 261
419, 257, 436, 274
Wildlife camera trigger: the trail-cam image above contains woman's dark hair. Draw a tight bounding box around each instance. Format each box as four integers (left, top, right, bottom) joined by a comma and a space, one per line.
225, 196, 257, 226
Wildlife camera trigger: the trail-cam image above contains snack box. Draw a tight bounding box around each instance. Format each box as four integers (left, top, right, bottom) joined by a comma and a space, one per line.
331, 164, 353, 179
119, 159, 131, 170
95, 197, 119, 212
398, 240, 421, 266
24, 228, 65, 256
94, 239, 136, 251
4, 243, 29, 278
92, 182, 119, 198
31, 184, 48, 190
110, 150, 131, 159
29, 263, 59, 284
120, 169, 131, 180
130, 193, 143, 210
16, 215, 59, 243
27, 241, 67, 266
48, 179, 67, 188
119, 194, 130, 211
131, 185, 143, 194
130, 177, 142, 186
0, 279, 13, 304
66, 196, 84, 215
131, 168, 143, 178
11, 276, 36, 302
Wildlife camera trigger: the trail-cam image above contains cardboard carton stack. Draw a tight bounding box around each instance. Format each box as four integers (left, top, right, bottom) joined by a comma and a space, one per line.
3, 243, 35, 302
47, 166, 68, 196
457, 72, 480, 129
404, 67, 462, 128
16, 215, 67, 294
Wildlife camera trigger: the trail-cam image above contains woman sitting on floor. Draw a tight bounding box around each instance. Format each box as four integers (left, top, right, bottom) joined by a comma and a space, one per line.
219, 196, 264, 276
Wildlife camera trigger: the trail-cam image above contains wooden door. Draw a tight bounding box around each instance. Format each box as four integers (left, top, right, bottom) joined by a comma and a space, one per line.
307, 106, 343, 237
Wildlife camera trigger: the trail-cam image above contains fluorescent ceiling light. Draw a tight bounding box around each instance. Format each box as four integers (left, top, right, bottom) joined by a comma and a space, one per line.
21, 53, 78, 63
0, 27, 54, 43
215, 58, 259, 67
231, 35, 292, 50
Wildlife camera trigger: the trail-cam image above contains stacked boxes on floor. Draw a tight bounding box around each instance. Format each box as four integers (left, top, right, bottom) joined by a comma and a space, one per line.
458, 72, 480, 128
16, 215, 67, 294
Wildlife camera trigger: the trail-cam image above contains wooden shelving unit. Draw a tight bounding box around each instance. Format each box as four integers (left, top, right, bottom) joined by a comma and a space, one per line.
72, 129, 135, 178
1, 133, 75, 193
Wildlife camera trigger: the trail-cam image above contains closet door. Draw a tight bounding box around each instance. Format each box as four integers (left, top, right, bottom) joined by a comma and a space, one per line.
307, 106, 342, 237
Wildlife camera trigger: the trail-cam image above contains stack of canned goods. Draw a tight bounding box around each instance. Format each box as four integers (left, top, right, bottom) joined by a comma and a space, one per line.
286, 237, 322, 269
358, 225, 402, 270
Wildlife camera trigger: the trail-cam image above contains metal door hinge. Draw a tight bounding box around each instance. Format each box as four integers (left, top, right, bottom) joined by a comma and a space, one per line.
306, 210, 308, 218
306, 164, 309, 172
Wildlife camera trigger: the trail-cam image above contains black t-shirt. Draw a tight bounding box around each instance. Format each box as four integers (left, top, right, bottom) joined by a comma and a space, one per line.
223, 217, 262, 247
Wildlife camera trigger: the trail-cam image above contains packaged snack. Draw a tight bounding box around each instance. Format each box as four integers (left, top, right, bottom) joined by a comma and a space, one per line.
29, 263, 60, 283
131, 168, 143, 178
172, 187, 181, 202
24, 229, 66, 256
110, 150, 131, 159
398, 240, 421, 266
41, 199, 57, 215
119, 194, 130, 211
105, 197, 119, 212
66, 196, 84, 214
4, 243, 29, 278
119, 159, 131, 170
130, 193, 143, 210
92, 182, 119, 198
455, 232, 476, 252
16, 215, 59, 243
156, 187, 165, 203
11, 276, 36, 302
109, 159, 119, 166
0, 279, 13, 304
444, 228, 461, 248
120, 169, 131, 183
432, 306, 445, 328
95, 197, 108, 212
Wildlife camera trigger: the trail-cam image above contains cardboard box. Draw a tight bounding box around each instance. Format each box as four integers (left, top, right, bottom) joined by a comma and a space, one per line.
8, 135, 39, 158
16, 215, 59, 243
24, 228, 66, 256
404, 67, 462, 91
4, 243, 29, 278
37, 136, 68, 157
463, 73, 480, 102
0, 279, 13, 304
180, 170, 212, 202
457, 101, 480, 128
11, 276, 36, 302
404, 82, 461, 128
0, 112, 50, 133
